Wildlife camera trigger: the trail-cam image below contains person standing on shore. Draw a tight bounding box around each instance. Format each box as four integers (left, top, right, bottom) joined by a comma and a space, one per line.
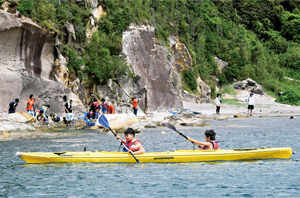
4, 98, 19, 114
64, 98, 73, 126
215, 94, 222, 115
247, 92, 255, 116
26, 94, 35, 116
132, 96, 139, 116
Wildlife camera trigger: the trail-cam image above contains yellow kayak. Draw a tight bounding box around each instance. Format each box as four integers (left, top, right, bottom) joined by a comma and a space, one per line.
16, 147, 293, 164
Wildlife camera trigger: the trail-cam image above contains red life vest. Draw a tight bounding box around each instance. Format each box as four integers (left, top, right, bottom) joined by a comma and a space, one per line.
123, 138, 142, 152
201, 141, 219, 150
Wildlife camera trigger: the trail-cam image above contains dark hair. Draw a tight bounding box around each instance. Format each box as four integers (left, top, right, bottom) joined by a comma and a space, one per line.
50, 113, 54, 117
29, 94, 33, 99
124, 128, 135, 136
15, 98, 19, 102
205, 129, 216, 140
46, 105, 50, 108
217, 94, 221, 97
101, 98, 105, 102
40, 110, 44, 114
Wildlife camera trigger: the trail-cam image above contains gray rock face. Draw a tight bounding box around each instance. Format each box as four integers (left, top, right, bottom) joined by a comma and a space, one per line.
169, 68, 182, 98
214, 56, 228, 71
169, 36, 193, 72
197, 77, 211, 103
0, 11, 84, 114
232, 78, 266, 95
121, 24, 182, 112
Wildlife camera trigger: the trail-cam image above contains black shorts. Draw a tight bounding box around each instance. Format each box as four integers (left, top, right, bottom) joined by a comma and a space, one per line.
248, 105, 254, 109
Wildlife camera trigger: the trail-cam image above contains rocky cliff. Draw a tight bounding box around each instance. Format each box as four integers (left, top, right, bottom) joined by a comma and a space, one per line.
120, 24, 183, 112
0, 10, 84, 114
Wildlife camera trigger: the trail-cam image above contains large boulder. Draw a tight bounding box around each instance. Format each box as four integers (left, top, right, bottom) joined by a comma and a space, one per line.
96, 114, 141, 133
8, 113, 29, 123
168, 113, 205, 126
120, 24, 183, 112
232, 78, 266, 95
17, 112, 35, 123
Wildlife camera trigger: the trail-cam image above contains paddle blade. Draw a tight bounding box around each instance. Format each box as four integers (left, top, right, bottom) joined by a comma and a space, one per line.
98, 114, 110, 128
162, 122, 177, 132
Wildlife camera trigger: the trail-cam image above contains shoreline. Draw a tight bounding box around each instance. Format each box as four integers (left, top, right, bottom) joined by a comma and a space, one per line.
1, 96, 300, 141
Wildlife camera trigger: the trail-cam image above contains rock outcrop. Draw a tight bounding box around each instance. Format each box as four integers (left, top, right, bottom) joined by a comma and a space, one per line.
0, 10, 85, 114
232, 78, 266, 95
120, 24, 183, 112
169, 36, 193, 73
214, 56, 228, 72
96, 114, 141, 133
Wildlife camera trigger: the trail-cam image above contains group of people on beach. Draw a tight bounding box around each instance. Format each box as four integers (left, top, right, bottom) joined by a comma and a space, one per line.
3, 92, 141, 127
215, 92, 255, 116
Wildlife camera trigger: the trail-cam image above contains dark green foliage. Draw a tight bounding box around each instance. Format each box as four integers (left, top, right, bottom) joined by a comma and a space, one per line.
62, 46, 85, 82
84, 32, 133, 84
275, 89, 300, 105
16, 0, 33, 16
182, 69, 197, 91
217, 73, 227, 86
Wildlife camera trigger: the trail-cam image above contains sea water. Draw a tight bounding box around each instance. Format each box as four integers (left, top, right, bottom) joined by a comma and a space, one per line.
0, 117, 299, 197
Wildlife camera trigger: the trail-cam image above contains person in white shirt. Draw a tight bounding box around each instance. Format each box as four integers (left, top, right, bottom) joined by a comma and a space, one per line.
215, 94, 222, 115
247, 92, 255, 116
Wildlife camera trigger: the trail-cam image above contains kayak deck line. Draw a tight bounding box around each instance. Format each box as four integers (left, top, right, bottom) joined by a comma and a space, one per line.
16, 147, 293, 164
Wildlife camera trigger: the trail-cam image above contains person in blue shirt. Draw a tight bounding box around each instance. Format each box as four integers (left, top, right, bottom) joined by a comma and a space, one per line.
4, 98, 19, 114
50, 113, 60, 123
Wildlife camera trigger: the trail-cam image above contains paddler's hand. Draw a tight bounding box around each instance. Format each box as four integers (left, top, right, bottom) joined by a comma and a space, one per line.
116, 135, 121, 140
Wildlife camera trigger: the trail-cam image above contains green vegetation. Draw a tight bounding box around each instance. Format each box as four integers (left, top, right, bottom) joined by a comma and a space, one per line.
219, 85, 237, 95
14, 0, 300, 105
276, 89, 300, 106
222, 99, 247, 107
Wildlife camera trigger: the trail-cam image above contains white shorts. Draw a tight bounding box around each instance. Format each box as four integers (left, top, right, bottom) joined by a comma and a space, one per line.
66, 113, 74, 121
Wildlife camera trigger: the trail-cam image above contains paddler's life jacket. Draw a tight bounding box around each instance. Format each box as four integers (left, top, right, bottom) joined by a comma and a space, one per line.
123, 138, 142, 152
201, 140, 219, 150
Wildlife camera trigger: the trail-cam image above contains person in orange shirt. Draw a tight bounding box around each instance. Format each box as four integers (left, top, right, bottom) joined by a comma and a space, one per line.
105, 102, 115, 114
132, 95, 139, 116
26, 94, 35, 116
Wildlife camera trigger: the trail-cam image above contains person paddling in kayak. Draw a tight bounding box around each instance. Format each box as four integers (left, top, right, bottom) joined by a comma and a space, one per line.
116, 128, 145, 154
187, 129, 219, 150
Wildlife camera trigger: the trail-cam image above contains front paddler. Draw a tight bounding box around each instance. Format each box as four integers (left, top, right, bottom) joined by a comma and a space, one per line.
187, 129, 219, 150
116, 128, 145, 155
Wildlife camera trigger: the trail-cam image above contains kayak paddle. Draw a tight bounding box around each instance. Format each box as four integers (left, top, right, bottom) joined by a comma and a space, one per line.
162, 122, 200, 148
162, 123, 189, 139
98, 114, 140, 163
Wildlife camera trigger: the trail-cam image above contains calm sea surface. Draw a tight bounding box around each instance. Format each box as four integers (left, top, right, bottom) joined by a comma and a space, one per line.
1, 117, 299, 197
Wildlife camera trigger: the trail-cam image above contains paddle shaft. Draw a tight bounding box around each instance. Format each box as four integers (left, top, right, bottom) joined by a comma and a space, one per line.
174, 129, 201, 149
108, 127, 140, 163
176, 131, 188, 140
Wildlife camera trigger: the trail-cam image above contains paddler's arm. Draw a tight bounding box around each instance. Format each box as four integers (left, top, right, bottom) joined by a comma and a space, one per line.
187, 137, 213, 150
116, 135, 126, 144
4, 104, 9, 112
131, 144, 145, 155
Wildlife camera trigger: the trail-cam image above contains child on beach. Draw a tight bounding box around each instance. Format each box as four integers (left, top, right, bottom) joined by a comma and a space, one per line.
215, 94, 222, 115
187, 129, 219, 150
